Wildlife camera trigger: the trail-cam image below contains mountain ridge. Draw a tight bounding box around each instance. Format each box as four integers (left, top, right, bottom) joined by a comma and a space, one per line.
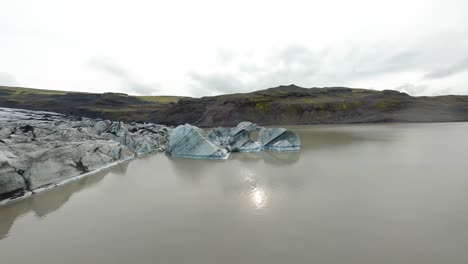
1, 85, 468, 126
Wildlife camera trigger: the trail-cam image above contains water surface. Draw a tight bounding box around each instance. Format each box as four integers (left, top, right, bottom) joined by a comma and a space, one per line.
1, 123, 468, 263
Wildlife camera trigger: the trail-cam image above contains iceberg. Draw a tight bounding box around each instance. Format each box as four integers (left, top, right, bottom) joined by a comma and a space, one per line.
167, 124, 229, 159
168, 121, 300, 159
259, 128, 301, 151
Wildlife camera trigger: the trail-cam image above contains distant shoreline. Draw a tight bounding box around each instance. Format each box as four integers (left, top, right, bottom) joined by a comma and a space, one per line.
2, 84, 468, 126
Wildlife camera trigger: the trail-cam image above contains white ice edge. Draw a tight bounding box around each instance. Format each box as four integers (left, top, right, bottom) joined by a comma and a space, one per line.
263, 146, 301, 151
169, 153, 230, 160
0, 156, 135, 207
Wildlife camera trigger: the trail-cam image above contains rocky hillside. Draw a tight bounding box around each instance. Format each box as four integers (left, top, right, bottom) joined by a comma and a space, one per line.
2, 85, 468, 126
0, 86, 185, 122
151, 85, 468, 126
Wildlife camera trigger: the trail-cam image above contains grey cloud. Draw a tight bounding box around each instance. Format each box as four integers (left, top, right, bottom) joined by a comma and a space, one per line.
189, 45, 327, 96
89, 59, 128, 77
393, 83, 461, 96
424, 57, 468, 80
0, 72, 19, 86
189, 31, 468, 96
188, 72, 245, 96
432, 87, 455, 96
351, 50, 419, 77
88, 58, 157, 95
217, 49, 237, 65
121, 80, 155, 95
188, 45, 416, 96
277, 45, 321, 65
394, 83, 429, 95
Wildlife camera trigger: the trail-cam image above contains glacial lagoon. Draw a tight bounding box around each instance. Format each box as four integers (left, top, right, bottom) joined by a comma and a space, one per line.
1, 123, 468, 264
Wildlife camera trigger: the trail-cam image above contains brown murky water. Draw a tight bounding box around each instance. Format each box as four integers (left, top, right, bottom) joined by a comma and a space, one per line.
1, 123, 468, 264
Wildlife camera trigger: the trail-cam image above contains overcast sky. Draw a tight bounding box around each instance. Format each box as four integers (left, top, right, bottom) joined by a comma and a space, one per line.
1, 0, 467, 97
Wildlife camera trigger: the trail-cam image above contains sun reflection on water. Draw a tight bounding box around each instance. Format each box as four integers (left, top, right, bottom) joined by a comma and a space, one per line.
249, 187, 267, 208
241, 168, 268, 209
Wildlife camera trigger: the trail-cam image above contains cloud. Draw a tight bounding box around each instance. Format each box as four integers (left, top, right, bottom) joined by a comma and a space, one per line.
89, 59, 127, 77
424, 57, 468, 79
188, 45, 425, 96
216, 49, 237, 65
88, 58, 157, 95
188, 72, 245, 96
350, 49, 419, 77
0, 72, 19, 86
187, 30, 468, 97
394, 83, 429, 95
188, 45, 326, 96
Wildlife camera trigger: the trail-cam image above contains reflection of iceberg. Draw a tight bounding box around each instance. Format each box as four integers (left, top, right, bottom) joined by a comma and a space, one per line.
167, 156, 226, 183
31, 172, 107, 218
0, 162, 126, 240
0, 199, 31, 240
262, 151, 301, 166
228, 151, 301, 166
